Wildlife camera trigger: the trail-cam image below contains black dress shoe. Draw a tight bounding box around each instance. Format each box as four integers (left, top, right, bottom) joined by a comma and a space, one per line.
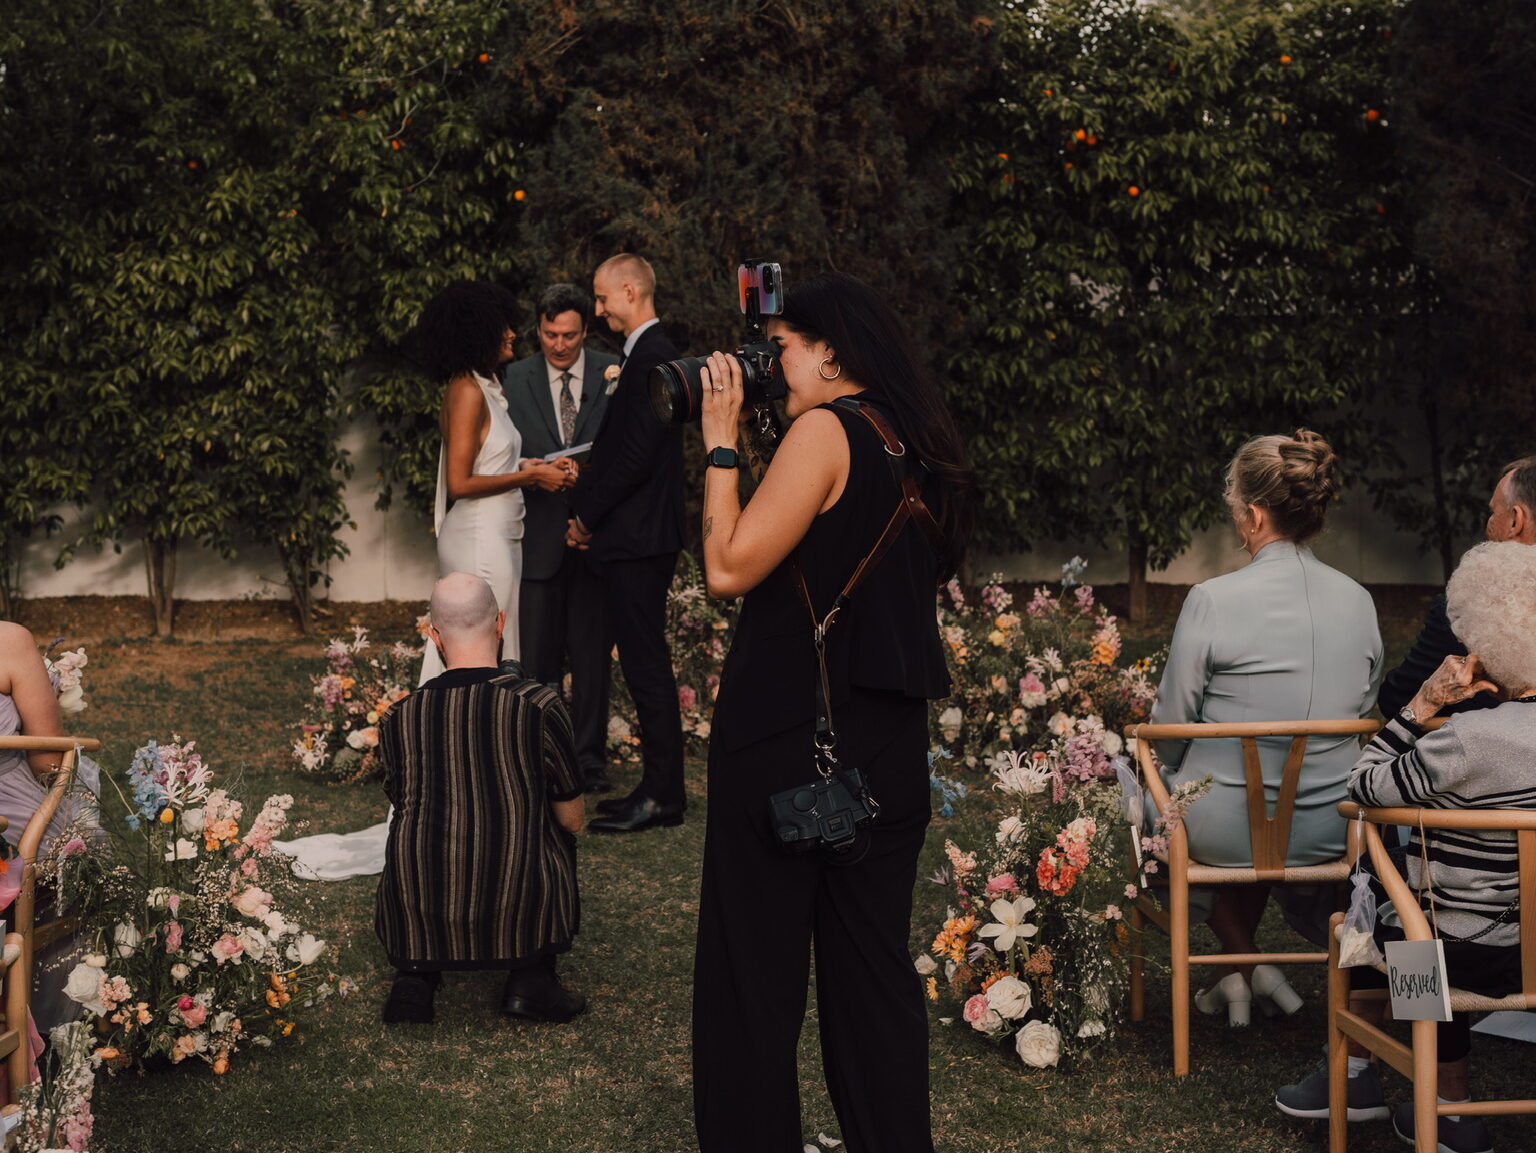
382, 972, 439, 1024
583, 771, 613, 795
587, 794, 684, 833
501, 976, 587, 1023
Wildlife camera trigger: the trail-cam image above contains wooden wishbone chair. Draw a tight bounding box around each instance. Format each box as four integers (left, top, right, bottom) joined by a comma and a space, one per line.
1327, 802, 1536, 1153
1124, 719, 1378, 1075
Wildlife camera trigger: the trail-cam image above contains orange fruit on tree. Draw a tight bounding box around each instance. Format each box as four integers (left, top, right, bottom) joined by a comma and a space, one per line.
1063, 162, 1073, 171
1365, 109, 1380, 122
1280, 54, 1292, 64
390, 139, 402, 150
514, 189, 527, 201
1085, 134, 1098, 146
1127, 185, 1140, 197
1043, 88, 1053, 96
1073, 128, 1086, 141
478, 53, 490, 63
997, 152, 1008, 160
186, 161, 198, 170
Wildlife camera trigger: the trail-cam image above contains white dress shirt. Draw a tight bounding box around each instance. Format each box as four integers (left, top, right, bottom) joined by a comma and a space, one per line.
623, 317, 660, 359
547, 351, 587, 425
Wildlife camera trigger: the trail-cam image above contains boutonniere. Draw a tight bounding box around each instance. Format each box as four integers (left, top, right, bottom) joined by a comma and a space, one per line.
603, 364, 622, 395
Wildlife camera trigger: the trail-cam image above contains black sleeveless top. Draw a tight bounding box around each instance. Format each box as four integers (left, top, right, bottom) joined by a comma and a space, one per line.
710, 399, 951, 755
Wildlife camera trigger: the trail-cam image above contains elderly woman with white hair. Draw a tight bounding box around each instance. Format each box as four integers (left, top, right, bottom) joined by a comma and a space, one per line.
1275, 539, 1536, 1152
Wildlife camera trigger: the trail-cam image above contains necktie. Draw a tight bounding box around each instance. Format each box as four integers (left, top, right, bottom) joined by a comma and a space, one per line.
558, 371, 577, 446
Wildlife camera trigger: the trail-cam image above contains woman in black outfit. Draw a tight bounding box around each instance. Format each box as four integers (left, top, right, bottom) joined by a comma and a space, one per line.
692, 272, 973, 1152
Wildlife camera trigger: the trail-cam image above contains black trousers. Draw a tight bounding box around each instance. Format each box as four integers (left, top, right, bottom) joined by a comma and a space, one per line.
600, 552, 684, 807
693, 693, 935, 1153
520, 549, 612, 778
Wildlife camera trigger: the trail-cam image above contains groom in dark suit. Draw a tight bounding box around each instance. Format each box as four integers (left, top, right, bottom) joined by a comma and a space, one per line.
568, 253, 687, 833
503, 282, 619, 794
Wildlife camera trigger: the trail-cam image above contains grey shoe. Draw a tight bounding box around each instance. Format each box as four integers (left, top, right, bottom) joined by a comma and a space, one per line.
1392, 1100, 1493, 1153
1276, 1057, 1390, 1122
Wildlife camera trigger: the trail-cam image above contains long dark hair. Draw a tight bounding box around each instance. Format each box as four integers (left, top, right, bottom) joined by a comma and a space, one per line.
412, 280, 519, 382
778, 271, 974, 578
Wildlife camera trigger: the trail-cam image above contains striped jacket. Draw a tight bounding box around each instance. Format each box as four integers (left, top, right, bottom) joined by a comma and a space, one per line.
1350, 706, 1536, 948
376, 668, 583, 968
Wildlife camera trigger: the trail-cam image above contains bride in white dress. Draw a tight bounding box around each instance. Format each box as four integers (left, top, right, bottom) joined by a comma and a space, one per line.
415, 281, 575, 684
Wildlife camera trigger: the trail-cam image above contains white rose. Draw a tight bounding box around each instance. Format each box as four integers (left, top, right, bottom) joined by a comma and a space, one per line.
263, 911, 295, 938
938, 706, 963, 737
345, 728, 369, 750
286, 933, 326, 966
164, 838, 198, 861
1047, 711, 1074, 736
1099, 730, 1123, 756
236, 927, 270, 962
985, 976, 1033, 1020
83, 953, 107, 969
1015, 1020, 1062, 1068
180, 807, 206, 835
913, 953, 938, 976
57, 683, 86, 713
170, 963, 191, 982
113, 922, 142, 959
1077, 1019, 1107, 1038
995, 816, 1026, 846
63, 963, 108, 1014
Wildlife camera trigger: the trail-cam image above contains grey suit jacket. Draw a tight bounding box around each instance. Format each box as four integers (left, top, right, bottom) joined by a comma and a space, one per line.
503, 348, 619, 580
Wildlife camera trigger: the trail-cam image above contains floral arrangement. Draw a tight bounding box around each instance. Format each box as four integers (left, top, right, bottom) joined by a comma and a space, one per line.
291, 626, 417, 783
608, 553, 735, 762
49, 738, 326, 1074
12, 1022, 97, 1152
42, 641, 88, 714
933, 560, 1158, 770
919, 740, 1137, 1069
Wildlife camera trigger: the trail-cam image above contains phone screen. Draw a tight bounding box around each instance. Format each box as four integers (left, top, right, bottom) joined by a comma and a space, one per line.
738, 262, 783, 316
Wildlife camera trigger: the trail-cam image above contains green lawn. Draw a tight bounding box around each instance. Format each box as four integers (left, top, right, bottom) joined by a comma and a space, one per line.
33, 601, 1533, 1153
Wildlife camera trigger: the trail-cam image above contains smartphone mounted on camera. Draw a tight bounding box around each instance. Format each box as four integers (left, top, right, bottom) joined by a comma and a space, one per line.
650, 260, 786, 425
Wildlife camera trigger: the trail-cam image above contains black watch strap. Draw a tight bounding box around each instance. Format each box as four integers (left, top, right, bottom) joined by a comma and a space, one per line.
705, 446, 739, 469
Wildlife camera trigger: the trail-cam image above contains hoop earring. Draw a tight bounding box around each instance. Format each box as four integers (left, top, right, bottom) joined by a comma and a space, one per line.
818, 357, 842, 381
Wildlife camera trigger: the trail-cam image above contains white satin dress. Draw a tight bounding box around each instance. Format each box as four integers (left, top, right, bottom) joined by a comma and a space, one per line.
419, 372, 525, 684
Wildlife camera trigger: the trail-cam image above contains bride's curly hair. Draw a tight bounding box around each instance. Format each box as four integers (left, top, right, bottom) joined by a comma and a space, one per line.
411, 280, 520, 382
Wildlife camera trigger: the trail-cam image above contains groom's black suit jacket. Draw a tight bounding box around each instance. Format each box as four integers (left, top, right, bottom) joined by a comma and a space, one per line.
503, 348, 618, 581
570, 322, 685, 563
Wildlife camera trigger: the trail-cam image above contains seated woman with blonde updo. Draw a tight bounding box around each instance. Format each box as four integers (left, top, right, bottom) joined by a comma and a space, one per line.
1150, 430, 1383, 1025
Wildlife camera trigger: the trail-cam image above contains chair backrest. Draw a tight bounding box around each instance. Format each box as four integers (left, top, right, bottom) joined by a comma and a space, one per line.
1127, 720, 1379, 878
1343, 801, 1536, 1002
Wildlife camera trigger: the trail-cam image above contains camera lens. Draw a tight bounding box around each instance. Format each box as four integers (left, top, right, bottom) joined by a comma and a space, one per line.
649, 357, 707, 425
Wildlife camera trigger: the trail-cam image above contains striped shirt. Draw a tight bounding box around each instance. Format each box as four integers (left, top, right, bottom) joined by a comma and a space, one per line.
375, 667, 583, 968
1350, 706, 1536, 947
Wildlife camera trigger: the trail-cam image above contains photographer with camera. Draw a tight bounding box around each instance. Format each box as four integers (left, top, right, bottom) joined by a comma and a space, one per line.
687, 270, 973, 1153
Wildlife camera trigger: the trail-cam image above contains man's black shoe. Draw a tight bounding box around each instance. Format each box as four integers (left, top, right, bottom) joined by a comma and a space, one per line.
595, 789, 641, 816
587, 794, 684, 833
501, 975, 588, 1023
382, 972, 439, 1024
583, 771, 613, 795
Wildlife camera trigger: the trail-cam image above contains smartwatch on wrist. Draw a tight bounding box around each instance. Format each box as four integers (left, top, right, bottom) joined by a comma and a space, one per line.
705, 447, 739, 470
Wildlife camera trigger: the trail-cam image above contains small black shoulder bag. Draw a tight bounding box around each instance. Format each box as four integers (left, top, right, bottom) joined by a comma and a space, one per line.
767, 399, 945, 864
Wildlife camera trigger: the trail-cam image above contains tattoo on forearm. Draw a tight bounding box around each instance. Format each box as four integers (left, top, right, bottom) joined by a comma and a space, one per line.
703, 515, 713, 541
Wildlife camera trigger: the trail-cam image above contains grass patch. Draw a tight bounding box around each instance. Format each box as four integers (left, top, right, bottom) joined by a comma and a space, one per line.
48, 618, 1530, 1152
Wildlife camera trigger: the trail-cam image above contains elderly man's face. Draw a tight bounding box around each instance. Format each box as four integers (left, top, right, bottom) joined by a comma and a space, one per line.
1486, 472, 1525, 542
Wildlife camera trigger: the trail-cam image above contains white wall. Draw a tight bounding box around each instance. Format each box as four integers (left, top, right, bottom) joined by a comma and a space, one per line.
19, 417, 1455, 603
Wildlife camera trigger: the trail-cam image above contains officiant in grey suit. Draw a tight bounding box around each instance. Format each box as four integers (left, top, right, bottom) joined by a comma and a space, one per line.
503, 282, 619, 793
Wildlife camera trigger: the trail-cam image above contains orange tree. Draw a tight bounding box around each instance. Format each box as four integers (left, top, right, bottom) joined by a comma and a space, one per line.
947, 0, 1410, 616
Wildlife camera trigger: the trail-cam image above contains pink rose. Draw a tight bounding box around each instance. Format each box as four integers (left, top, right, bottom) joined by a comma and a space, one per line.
166, 894, 181, 915
179, 1001, 207, 1028
164, 920, 184, 953
60, 837, 87, 858
211, 934, 245, 964
677, 685, 698, 711
241, 858, 258, 877
963, 993, 1002, 1034
984, 873, 1019, 897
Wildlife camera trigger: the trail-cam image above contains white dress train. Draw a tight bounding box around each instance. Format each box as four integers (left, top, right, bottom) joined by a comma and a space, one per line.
419, 371, 525, 685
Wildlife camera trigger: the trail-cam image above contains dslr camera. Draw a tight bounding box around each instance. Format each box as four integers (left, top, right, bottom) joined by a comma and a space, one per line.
650, 260, 785, 424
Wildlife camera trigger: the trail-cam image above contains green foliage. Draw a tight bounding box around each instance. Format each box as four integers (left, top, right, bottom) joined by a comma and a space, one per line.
1362, 0, 1536, 576
949, 0, 1409, 584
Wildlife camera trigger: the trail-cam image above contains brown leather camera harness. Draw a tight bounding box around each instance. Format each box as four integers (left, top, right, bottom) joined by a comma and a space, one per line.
788, 395, 945, 785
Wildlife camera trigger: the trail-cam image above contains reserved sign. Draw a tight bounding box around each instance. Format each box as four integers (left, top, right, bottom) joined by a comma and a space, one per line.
1386, 939, 1453, 1022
